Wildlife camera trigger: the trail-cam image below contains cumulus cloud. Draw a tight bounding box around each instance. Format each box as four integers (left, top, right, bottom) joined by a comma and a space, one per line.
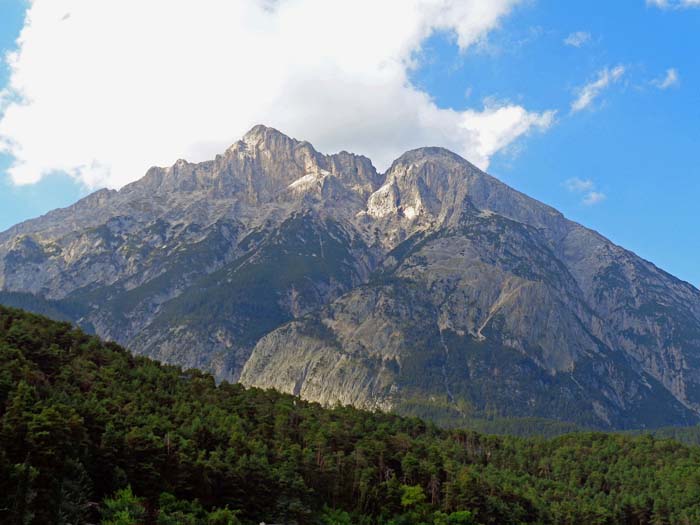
0, 0, 555, 189
571, 65, 625, 113
564, 31, 591, 47
564, 177, 606, 206
652, 68, 680, 89
646, 0, 700, 8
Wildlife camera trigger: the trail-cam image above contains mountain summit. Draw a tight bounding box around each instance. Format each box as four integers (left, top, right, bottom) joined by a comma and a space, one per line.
1, 125, 699, 429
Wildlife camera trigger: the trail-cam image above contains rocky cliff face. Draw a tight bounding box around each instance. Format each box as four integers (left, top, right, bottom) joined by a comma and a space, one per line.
1, 125, 699, 429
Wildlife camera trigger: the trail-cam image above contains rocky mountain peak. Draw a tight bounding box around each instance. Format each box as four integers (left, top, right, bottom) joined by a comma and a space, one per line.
235, 124, 319, 164
366, 146, 480, 227
388, 146, 477, 171
241, 124, 292, 147
216, 126, 383, 206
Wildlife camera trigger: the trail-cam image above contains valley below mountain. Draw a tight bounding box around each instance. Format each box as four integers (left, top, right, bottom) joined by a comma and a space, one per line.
1, 125, 699, 430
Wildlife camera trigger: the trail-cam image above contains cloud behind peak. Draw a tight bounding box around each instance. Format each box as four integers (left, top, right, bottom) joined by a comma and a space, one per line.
0, 0, 554, 188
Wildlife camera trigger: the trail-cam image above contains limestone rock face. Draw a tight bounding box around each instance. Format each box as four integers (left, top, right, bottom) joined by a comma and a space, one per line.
1, 126, 699, 429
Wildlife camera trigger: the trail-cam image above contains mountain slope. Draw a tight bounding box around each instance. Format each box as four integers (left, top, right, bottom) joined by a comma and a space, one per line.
129, 210, 374, 380
1, 126, 700, 428
242, 200, 697, 428
0, 126, 380, 381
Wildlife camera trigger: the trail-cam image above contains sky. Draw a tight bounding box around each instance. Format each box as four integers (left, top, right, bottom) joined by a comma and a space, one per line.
0, 0, 698, 286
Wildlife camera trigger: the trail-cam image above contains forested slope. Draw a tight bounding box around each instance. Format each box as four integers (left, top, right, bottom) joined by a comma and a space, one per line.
2, 305, 700, 524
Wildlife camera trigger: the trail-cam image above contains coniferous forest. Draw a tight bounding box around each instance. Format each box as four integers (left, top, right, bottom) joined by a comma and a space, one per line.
3, 305, 700, 525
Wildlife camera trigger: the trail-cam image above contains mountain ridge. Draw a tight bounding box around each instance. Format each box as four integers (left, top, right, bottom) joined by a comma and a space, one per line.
1, 124, 699, 429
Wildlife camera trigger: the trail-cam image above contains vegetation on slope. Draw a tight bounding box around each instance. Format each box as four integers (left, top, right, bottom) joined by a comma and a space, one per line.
2, 305, 700, 524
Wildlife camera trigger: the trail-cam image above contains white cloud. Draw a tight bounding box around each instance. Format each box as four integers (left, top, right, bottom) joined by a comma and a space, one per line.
564, 177, 595, 192
564, 177, 606, 206
564, 31, 591, 47
582, 191, 606, 206
571, 65, 625, 113
0, 0, 555, 189
646, 0, 700, 9
653, 68, 680, 89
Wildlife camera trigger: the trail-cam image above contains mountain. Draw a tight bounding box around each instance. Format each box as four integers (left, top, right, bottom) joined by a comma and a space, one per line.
4, 305, 700, 524
1, 125, 699, 429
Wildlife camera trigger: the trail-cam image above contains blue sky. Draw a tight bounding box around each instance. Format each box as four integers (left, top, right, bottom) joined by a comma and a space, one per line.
0, 0, 698, 286
412, 1, 700, 286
